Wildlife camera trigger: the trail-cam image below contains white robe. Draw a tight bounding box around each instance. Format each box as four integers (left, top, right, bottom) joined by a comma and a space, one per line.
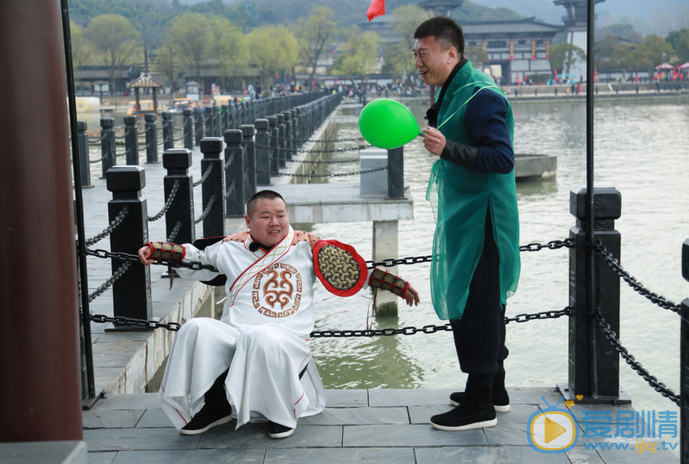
158, 227, 326, 430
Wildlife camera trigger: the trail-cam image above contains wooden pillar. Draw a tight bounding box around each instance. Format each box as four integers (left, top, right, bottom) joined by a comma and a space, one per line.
0, 0, 83, 442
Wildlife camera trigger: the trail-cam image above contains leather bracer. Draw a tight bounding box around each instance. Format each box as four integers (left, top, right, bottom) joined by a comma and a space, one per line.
369, 268, 409, 298
147, 242, 185, 262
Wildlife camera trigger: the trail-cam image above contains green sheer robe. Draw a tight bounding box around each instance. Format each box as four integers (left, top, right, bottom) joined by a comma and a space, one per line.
426, 61, 520, 320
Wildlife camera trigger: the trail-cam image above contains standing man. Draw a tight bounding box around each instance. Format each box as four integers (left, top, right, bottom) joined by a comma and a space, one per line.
413, 17, 520, 431
138, 190, 419, 439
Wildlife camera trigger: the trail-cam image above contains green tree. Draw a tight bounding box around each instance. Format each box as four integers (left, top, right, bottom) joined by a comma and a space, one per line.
667, 29, 689, 63
168, 13, 211, 92
465, 45, 488, 67
206, 16, 248, 90
246, 25, 299, 84
331, 29, 379, 86
295, 7, 339, 82
549, 43, 585, 75
84, 14, 141, 94
594, 35, 634, 69
382, 5, 428, 88
69, 20, 92, 70
622, 34, 675, 76
156, 37, 181, 95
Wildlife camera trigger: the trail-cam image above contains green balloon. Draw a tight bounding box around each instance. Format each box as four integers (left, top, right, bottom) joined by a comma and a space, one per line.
358, 99, 420, 149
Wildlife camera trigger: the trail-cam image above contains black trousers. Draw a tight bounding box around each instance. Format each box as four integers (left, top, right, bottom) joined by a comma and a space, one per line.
449, 210, 508, 380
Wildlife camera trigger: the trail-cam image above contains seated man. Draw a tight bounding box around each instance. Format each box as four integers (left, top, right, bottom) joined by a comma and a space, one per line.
138, 190, 420, 439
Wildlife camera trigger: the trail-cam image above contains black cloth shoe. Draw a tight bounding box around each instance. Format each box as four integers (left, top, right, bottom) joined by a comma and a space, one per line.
449, 388, 510, 412
268, 421, 295, 439
431, 384, 497, 431
180, 401, 232, 435
450, 371, 510, 412
180, 371, 233, 435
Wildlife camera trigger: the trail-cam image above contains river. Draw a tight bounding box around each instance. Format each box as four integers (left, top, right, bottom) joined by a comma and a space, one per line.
308, 95, 689, 431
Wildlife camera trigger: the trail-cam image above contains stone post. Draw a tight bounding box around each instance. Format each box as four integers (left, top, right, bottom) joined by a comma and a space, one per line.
255, 119, 271, 186
387, 147, 404, 199
205, 108, 214, 138
162, 111, 173, 151
240, 124, 257, 200
163, 149, 195, 245
373, 220, 399, 317
560, 187, 626, 404
144, 113, 158, 164
276, 113, 286, 167
282, 110, 293, 161
194, 107, 204, 146
224, 129, 245, 217
124, 115, 138, 165
267, 115, 279, 173
213, 105, 221, 137
100, 117, 115, 178
77, 121, 91, 188
183, 109, 194, 150
106, 166, 152, 325
199, 138, 225, 238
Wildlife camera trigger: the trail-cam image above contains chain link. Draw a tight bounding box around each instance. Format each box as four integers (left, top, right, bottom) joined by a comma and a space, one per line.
225, 179, 236, 199
255, 144, 370, 154
505, 307, 572, 325
148, 180, 180, 222
167, 221, 182, 243
85, 207, 129, 246
367, 255, 433, 269
88, 261, 131, 302
257, 166, 387, 178
595, 241, 681, 315
194, 196, 215, 224
86, 247, 217, 272
90, 314, 181, 331
273, 135, 365, 143
193, 164, 213, 187
593, 309, 680, 405
87, 134, 107, 144
288, 157, 360, 164
311, 307, 572, 338
519, 238, 575, 252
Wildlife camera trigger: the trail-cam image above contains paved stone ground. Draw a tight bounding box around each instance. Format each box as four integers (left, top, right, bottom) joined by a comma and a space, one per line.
78, 109, 680, 464
83, 388, 679, 464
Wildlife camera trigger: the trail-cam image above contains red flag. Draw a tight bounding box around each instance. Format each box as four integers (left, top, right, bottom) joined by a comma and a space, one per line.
554, 68, 558, 83
594, 67, 598, 82
367, 0, 385, 21
515, 69, 520, 85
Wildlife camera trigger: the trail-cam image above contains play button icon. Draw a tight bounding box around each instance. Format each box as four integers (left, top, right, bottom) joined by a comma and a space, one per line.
545, 416, 566, 443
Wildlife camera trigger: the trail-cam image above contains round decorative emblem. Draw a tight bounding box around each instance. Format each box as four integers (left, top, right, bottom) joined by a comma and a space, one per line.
252, 263, 302, 318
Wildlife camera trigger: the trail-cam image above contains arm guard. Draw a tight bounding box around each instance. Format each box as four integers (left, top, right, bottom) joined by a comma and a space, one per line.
313, 240, 368, 297
369, 268, 410, 298
147, 242, 185, 262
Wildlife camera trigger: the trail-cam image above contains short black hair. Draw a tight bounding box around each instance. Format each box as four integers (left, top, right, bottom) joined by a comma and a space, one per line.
414, 17, 465, 56
246, 190, 286, 217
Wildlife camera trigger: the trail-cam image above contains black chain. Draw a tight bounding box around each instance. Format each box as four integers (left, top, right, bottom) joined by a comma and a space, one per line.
273, 135, 365, 143
311, 307, 572, 338
255, 144, 370, 154
88, 261, 131, 302
593, 309, 680, 405
225, 179, 236, 199
167, 221, 182, 242
90, 314, 181, 331
89, 154, 107, 164
224, 153, 234, 170
505, 307, 572, 325
257, 166, 387, 178
288, 157, 360, 164
148, 180, 180, 222
519, 238, 575, 252
367, 255, 433, 269
595, 241, 681, 315
85, 207, 129, 246
86, 248, 217, 272
88, 134, 107, 144
193, 164, 213, 187
194, 196, 215, 224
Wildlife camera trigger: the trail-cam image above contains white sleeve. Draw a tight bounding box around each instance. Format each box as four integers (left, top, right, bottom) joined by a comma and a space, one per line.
175, 240, 223, 282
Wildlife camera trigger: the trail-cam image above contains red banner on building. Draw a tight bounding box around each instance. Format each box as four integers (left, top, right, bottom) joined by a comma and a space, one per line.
546, 40, 550, 60
510, 40, 514, 61
531, 40, 536, 60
